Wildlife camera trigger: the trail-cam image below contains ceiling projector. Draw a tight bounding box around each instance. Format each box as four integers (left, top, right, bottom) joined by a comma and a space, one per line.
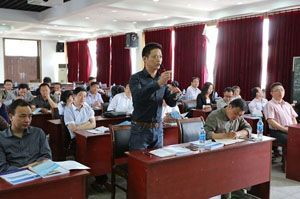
27, 0, 64, 6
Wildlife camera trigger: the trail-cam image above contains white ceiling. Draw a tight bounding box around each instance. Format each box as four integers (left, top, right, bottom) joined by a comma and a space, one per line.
0, 0, 300, 41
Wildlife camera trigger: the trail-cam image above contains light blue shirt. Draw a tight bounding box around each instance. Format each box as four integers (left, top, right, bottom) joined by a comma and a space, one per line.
86, 92, 104, 107
64, 103, 95, 138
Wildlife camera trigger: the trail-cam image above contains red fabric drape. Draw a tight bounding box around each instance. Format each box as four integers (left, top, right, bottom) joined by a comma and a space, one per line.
266, 11, 300, 101
174, 24, 207, 90
214, 17, 263, 100
78, 40, 91, 82
111, 35, 131, 85
145, 29, 172, 71
66, 41, 79, 82
96, 37, 111, 85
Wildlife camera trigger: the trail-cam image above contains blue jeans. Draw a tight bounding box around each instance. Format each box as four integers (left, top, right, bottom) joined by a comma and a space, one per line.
129, 122, 163, 151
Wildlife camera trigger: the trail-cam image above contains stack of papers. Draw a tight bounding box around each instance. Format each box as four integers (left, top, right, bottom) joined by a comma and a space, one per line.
189, 140, 224, 150
87, 126, 109, 134
150, 146, 193, 157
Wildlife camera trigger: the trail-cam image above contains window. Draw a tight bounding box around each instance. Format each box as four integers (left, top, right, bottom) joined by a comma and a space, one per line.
5, 39, 38, 57
261, 18, 269, 90
88, 40, 97, 77
204, 25, 218, 83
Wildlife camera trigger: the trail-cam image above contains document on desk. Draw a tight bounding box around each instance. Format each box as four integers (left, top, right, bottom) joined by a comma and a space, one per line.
0, 169, 40, 185
214, 138, 245, 145
150, 146, 193, 157
55, 160, 90, 170
87, 126, 109, 134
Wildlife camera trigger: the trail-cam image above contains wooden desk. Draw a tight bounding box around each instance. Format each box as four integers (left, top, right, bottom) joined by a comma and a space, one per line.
31, 113, 53, 132
74, 125, 179, 176
191, 109, 211, 120
47, 115, 130, 161
127, 137, 274, 199
0, 170, 89, 199
287, 124, 300, 181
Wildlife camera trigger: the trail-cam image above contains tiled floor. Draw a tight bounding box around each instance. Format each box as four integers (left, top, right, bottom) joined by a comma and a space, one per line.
87, 158, 300, 199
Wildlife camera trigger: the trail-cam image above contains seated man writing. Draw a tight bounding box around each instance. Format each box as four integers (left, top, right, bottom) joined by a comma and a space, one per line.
0, 99, 52, 173
204, 98, 252, 140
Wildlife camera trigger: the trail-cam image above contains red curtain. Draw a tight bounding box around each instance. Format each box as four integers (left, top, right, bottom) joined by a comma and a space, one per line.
174, 24, 207, 90
266, 11, 300, 101
145, 28, 172, 71
66, 41, 79, 82
78, 40, 91, 82
96, 37, 111, 85
214, 17, 263, 100
111, 35, 131, 85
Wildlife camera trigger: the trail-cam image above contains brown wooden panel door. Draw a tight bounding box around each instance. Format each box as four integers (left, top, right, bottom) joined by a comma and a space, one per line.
4, 56, 39, 83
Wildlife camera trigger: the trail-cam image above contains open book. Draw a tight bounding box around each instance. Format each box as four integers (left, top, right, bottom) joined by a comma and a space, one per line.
0, 160, 89, 185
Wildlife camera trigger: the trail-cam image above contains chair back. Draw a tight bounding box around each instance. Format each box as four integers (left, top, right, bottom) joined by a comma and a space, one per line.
177, 117, 204, 143
110, 125, 132, 161
182, 100, 197, 112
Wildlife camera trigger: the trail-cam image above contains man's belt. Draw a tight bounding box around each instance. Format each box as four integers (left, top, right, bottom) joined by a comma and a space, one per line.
132, 121, 160, 129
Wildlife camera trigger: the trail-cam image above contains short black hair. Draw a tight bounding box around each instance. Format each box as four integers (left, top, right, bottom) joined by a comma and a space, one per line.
251, 87, 260, 98
73, 87, 87, 95
88, 77, 96, 81
43, 77, 52, 84
270, 82, 283, 91
4, 79, 12, 84
232, 85, 240, 91
8, 99, 31, 115
192, 77, 200, 81
90, 82, 99, 87
39, 83, 50, 90
61, 90, 73, 104
18, 83, 29, 90
229, 98, 248, 112
142, 42, 162, 57
224, 87, 234, 93
52, 82, 62, 87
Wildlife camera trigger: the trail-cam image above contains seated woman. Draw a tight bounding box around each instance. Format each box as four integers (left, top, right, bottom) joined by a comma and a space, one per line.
57, 90, 74, 116
196, 82, 216, 110
107, 84, 133, 114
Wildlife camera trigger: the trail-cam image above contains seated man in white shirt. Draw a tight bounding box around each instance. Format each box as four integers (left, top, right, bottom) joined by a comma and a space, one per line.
107, 84, 133, 114
86, 82, 104, 109
64, 87, 96, 139
248, 87, 268, 116
216, 87, 234, 109
185, 77, 201, 100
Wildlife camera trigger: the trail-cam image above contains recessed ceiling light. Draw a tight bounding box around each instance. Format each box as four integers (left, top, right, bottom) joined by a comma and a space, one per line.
187, 4, 192, 7
142, 13, 147, 16
85, 16, 90, 20
113, 19, 118, 22
132, 21, 137, 24
54, 25, 58, 27
46, 27, 50, 29
147, 19, 151, 21
2, 23, 6, 25
112, 10, 117, 13
153, 0, 159, 2
237, 2, 243, 5
164, 16, 169, 18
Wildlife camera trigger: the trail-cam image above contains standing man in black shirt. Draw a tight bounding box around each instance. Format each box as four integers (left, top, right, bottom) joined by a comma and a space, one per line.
129, 42, 181, 150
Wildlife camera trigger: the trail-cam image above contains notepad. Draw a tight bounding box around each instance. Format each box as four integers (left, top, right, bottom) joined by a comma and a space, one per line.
0, 169, 40, 185
150, 146, 193, 157
214, 138, 245, 145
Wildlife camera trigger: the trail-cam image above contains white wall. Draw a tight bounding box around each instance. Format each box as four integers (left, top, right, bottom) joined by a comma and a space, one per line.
0, 39, 67, 83
41, 40, 67, 82
0, 39, 4, 82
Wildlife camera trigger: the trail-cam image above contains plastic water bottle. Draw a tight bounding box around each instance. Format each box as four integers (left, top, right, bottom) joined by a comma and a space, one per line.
73, 82, 76, 89
199, 127, 206, 148
257, 118, 264, 141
